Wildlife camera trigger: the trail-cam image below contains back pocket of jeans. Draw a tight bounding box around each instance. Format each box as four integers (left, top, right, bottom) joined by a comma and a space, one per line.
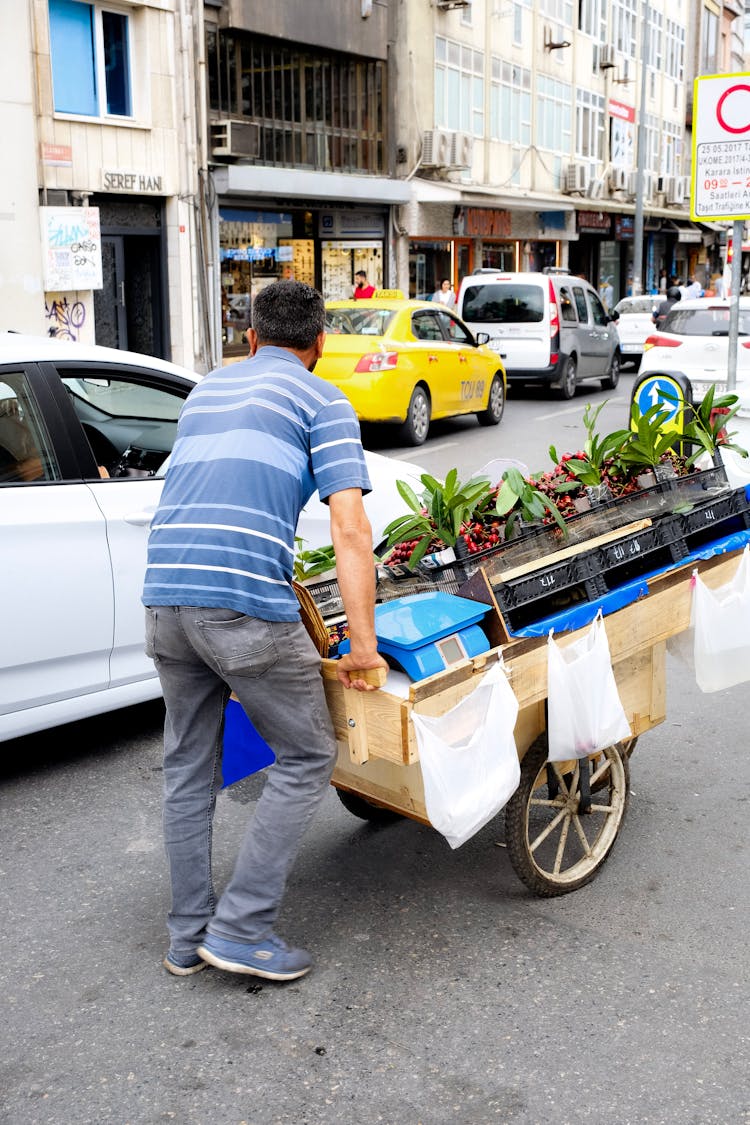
196, 613, 279, 678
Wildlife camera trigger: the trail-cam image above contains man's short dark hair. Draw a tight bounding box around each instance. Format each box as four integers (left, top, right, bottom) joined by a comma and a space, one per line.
355, 270, 367, 279
251, 280, 325, 349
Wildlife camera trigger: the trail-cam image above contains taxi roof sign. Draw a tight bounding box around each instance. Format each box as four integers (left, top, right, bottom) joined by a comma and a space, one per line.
372, 289, 405, 299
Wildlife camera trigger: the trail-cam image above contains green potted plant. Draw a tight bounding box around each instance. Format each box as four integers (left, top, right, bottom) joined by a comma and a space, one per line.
495, 466, 568, 538
681, 385, 748, 469
550, 402, 632, 507
382, 469, 493, 569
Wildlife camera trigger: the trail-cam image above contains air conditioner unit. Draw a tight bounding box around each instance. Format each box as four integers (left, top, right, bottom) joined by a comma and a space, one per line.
422, 129, 452, 167
666, 177, 686, 205
587, 176, 606, 199
210, 120, 260, 161
563, 163, 588, 194
609, 166, 629, 192
596, 45, 617, 70
450, 131, 474, 169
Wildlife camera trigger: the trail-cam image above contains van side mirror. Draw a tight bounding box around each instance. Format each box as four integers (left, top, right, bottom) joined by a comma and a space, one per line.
609, 311, 619, 323
475, 331, 490, 345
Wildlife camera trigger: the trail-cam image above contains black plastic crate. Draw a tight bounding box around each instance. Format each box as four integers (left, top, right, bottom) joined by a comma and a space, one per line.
677, 487, 750, 551
488, 553, 608, 632
595, 515, 689, 590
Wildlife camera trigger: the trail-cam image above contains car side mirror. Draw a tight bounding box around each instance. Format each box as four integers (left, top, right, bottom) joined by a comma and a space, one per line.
609, 312, 619, 323
475, 331, 490, 345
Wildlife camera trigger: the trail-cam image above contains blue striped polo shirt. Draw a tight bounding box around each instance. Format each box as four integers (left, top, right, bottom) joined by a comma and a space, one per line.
142, 346, 371, 621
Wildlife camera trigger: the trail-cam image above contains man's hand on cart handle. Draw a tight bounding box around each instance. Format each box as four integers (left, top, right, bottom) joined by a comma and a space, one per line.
335, 652, 388, 692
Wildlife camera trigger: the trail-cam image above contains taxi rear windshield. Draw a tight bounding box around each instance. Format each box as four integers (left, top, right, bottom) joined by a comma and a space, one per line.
461, 283, 544, 324
326, 308, 397, 336
665, 307, 750, 336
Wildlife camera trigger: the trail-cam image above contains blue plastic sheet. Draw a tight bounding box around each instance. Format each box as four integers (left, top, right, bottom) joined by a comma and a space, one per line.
221, 699, 275, 788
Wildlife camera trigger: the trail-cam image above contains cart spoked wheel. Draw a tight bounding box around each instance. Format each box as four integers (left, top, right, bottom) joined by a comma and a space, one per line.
504, 734, 630, 897
335, 788, 403, 824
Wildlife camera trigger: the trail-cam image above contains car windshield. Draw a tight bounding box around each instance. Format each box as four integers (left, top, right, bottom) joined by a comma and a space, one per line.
325, 308, 397, 336
664, 307, 750, 336
461, 284, 544, 324
615, 298, 653, 315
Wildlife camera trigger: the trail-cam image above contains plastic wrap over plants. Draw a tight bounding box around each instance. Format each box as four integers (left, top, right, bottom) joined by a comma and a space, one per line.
547, 610, 631, 762
693, 546, 750, 692
411, 661, 520, 849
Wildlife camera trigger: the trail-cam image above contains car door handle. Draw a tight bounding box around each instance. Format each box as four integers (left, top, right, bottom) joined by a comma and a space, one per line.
123, 507, 156, 526
428, 355, 438, 362
458, 354, 467, 362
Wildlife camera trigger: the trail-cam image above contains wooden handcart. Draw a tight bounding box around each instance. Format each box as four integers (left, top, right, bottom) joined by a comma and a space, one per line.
321, 546, 745, 897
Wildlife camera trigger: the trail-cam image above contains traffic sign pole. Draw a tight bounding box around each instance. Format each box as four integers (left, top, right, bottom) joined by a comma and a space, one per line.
728, 218, 743, 391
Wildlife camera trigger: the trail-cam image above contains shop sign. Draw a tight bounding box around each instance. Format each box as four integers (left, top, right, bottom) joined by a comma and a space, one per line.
41, 143, 72, 167
537, 210, 567, 231
453, 207, 512, 238
40, 206, 102, 291
577, 210, 612, 234
608, 99, 635, 123
321, 240, 382, 250
101, 169, 163, 193
318, 212, 385, 238
615, 216, 634, 241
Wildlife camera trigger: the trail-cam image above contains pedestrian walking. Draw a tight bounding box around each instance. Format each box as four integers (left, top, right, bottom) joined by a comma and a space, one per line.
143, 280, 387, 983
652, 285, 681, 329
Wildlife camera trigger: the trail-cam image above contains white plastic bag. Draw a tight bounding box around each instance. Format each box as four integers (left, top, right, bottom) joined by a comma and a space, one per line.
693, 547, 750, 692
547, 610, 631, 762
411, 661, 520, 850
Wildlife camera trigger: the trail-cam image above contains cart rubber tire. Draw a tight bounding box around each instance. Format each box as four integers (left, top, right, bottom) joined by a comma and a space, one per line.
504, 735, 630, 897
335, 788, 402, 823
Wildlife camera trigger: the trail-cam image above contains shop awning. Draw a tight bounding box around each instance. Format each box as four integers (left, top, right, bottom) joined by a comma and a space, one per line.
412, 178, 575, 212
213, 165, 412, 205
662, 219, 703, 243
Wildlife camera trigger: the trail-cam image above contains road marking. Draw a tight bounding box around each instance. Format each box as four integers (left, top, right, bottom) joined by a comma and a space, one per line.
397, 441, 460, 460
535, 396, 625, 422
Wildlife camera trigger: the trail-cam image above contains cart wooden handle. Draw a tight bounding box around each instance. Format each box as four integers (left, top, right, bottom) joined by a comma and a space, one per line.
343, 666, 388, 688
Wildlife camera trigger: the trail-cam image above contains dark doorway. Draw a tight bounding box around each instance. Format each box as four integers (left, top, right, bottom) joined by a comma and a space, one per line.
93, 197, 167, 358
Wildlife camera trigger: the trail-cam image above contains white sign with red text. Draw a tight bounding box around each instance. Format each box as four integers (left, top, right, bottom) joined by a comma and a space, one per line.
692, 72, 750, 220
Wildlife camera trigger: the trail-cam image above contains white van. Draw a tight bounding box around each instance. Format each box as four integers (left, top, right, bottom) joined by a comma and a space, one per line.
455, 270, 622, 399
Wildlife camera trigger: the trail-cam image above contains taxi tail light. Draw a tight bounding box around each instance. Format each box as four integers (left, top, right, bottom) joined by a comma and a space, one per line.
643, 334, 681, 351
354, 351, 399, 373
548, 278, 560, 365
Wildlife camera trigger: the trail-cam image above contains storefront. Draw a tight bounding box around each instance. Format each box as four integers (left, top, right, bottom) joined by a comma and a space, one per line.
405, 196, 575, 299
212, 164, 411, 360
219, 204, 388, 356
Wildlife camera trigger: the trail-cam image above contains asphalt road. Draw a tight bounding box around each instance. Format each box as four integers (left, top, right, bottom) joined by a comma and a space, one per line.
2, 378, 749, 1124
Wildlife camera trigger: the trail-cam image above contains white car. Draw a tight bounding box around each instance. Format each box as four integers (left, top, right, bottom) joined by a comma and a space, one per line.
612, 295, 657, 369
637, 297, 750, 488
0, 333, 417, 742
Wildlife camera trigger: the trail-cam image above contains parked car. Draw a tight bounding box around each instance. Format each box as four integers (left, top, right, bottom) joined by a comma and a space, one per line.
612, 295, 657, 370
0, 333, 419, 741
637, 297, 750, 489
455, 269, 621, 399
319, 292, 507, 445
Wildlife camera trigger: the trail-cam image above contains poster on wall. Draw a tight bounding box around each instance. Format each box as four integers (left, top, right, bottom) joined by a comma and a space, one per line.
40, 207, 103, 291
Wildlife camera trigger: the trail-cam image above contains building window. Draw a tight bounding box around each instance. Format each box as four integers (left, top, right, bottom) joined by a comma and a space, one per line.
665, 18, 685, 82
536, 74, 572, 155
577, 0, 605, 40
207, 31, 386, 174
48, 0, 132, 118
701, 6, 719, 73
575, 89, 605, 162
612, 0, 637, 58
435, 36, 484, 136
540, 0, 573, 25
490, 60, 531, 147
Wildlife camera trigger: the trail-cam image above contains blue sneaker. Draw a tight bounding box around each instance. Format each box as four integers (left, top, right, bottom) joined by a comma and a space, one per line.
163, 949, 208, 976
197, 933, 312, 981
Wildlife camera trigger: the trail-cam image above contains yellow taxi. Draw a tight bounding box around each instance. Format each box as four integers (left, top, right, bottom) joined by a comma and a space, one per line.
318, 291, 507, 445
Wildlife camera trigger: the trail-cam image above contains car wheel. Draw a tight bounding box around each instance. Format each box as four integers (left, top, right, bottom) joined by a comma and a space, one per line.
476, 374, 505, 426
601, 351, 621, 390
400, 385, 431, 446
558, 356, 577, 400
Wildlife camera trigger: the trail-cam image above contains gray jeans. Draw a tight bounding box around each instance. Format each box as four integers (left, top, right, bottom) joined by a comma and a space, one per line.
145, 605, 337, 954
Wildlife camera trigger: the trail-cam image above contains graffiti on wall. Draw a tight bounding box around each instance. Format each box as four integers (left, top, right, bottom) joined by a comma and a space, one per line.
44, 293, 92, 342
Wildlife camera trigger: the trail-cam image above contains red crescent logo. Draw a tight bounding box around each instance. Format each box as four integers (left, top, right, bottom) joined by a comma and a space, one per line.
716, 84, 750, 134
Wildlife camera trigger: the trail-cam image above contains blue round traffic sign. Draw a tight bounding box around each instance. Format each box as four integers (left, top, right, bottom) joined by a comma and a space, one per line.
636, 376, 682, 421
